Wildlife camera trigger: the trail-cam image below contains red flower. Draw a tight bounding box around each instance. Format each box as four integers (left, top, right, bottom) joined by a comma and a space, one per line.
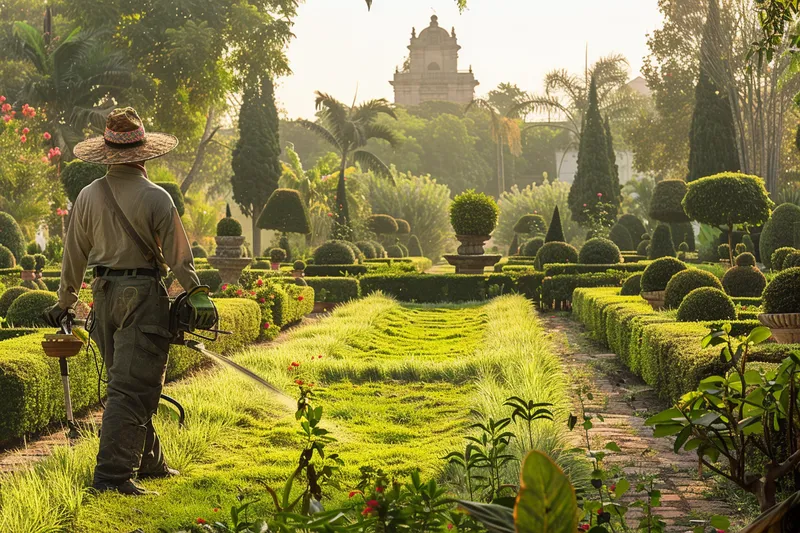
349, 490, 360, 498
1, 103, 11, 113
361, 507, 374, 516
20, 135, 27, 143
196, 518, 207, 524
258, 298, 266, 304
716, 530, 725, 533
297, 295, 304, 301
295, 379, 304, 386
213, 507, 220, 512
0, 96, 5, 103
610, 484, 616, 492
43, 132, 51, 140
327, 212, 334, 217
262, 322, 270, 329
291, 361, 300, 367
375, 486, 384, 493
2, 115, 10, 123
256, 278, 264, 287
88, 302, 93, 308
366, 499, 379, 508
250, 291, 255, 296
580, 525, 590, 531
22, 127, 29, 134
447, 525, 454, 531
318, 354, 323, 359
221, 284, 228, 291
236, 289, 243, 297
597, 508, 603, 515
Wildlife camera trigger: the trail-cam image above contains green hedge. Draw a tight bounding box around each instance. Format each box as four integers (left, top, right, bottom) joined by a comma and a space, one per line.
359, 273, 516, 303
305, 277, 361, 303
272, 285, 314, 327
541, 271, 628, 310
543, 263, 649, 276
572, 287, 796, 402
304, 265, 368, 277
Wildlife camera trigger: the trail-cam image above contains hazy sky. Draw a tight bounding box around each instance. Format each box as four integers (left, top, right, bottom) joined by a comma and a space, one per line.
275, 0, 665, 119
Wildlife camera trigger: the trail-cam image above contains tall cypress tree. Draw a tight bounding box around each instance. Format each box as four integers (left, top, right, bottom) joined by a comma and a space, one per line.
686, 0, 739, 182
568, 74, 619, 225
604, 115, 620, 203
545, 206, 565, 242
231, 76, 282, 256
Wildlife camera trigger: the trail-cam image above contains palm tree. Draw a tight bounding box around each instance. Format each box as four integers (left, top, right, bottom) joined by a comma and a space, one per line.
465, 98, 522, 197
13, 10, 133, 158
298, 91, 398, 227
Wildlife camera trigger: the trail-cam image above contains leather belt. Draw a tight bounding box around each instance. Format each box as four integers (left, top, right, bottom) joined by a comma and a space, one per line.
94, 266, 160, 278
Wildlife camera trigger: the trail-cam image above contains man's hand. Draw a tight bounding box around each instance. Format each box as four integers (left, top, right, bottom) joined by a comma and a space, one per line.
187, 286, 216, 330
44, 304, 75, 330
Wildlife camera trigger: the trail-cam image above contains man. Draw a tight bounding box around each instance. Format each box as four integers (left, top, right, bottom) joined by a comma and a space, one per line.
47, 108, 215, 496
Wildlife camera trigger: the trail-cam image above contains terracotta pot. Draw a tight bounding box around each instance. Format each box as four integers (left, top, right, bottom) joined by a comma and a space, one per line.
455, 234, 491, 256
20, 270, 36, 281
641, 290, 666, 311
758, 313, 800, 344
271, 262, 280, 271
292, 270, 305, 278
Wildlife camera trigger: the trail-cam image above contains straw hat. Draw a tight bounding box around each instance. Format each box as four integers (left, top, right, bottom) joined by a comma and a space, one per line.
73, 107, 178, 164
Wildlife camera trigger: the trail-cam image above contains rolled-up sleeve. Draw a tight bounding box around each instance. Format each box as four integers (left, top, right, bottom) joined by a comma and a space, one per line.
58, 198, 91, 309
156, 206, 200, 292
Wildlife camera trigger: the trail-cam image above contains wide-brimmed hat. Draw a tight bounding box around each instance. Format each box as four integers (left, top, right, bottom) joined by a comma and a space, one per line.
73, 107, 178, 164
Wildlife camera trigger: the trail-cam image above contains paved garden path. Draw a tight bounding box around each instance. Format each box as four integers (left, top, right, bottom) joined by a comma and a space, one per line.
542, 312, 743, 533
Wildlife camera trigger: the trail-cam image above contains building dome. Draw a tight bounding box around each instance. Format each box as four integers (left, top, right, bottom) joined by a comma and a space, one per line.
418, 15, 451, 44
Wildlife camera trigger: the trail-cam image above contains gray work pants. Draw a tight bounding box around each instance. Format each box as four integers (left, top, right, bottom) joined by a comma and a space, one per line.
90, 274, 172, 485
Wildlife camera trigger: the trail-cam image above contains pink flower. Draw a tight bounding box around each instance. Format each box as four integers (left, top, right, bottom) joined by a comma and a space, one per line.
2, 115, 10, 123
258, 297, 266, 304
221, 284, 228, 291
19, 135, 26, 143
327, 212, 334, 217
0, 96, 5, 103
43, 132, 51, 140
41, 156, 49, 163
583, 203, 587, 207
447, 525, 454, 531
1, 103, 11, 113
366, 500, 379, 508
22, 127, 29, 135
597, 192, 603, 198
263, 322, 270, 329
580, 525, 590, 531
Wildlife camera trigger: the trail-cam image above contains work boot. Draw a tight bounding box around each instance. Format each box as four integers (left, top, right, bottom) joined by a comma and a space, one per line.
138, 466, 180, 480
92, 479, 159, 496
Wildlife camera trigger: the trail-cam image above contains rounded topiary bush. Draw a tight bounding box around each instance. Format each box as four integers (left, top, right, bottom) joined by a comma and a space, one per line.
33, 253, 46, 271
217, 214, 242, 237
770, 247, 795, 272
192, 244, 208, 258
154, 182, 185, 217
395, 219, 411, 235
620, 273, 642, 296
450, 189, 499, 236
676, 287, 736, 322
356, 241, 377, 259
26, 241, 40, 255
608, 223, 634, 252
407, 235, 423, 257
534, 242, 579, 270
521, 237, 545, 258
293, 260, 306, 271
60, 160, 105, 203
6, 290, 58, 327
269, 248, 286, 263
0, 212, 26, 261
678, 242, 690, 253
313, 241, 356, 265
368, 214, 399, 235
641, 257, 687, 293
636, 240, 650, 256
387, 244, 404, 258
514, 214, 547, 235
257, 189, 311, 235
783, 251, 800, 270
648, 224, 676, 260
0, 286, 29, 317
760, 203, 800, 269
722, 266, 767, 297
763, 267, 800, 314
0, 244, 15, 268
663, 268, 723, 309
19, 255, 35, 271
617, 214, 647, 248
579, 238, 622, 265
718, 244, 731, 260
649, 179, 690, 223
343, 241, 365, 262
371, 241, 386, 258
735, 252, 756, 267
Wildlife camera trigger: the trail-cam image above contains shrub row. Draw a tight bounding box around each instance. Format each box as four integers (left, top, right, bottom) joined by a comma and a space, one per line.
543, 263, 649, 276
304, 277, 361, 303
572, 288, 797, 402
540, 271, 629, 310
359, 273, 517, 303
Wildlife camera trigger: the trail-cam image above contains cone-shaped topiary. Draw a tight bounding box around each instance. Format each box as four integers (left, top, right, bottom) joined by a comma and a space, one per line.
19, 255, 35, 271
620, 273, 642, 296
313, 241, 356, 265
6, 290, 58, 327
217, 204, 243, 236
395, 219, 411, 234
450, 190, 499, 236
641, 257, 687, 292
735, 252, 756, 267
763, 267, 800, 314
521, 237, 545, 258
508, 233, 519, 256
617, 214, 647, 248
534, 242, 579, 270
677, 287, 736, 322
0, 244, 15, 268
648, 224, 676, 259
608, 223, 633, 251
257, 189, 311, 235
356, 241, 377, 259
759, 203, 800, 269
0, 212, 25, 261
579, 238, 623, 264
722, 266, 766, 297
545, 206, 566, 243
407, 235, 423, 257
0, 286, 28, 317
368, 214, 399, 235
514, 214, 547, 235
387, 244, 404, 258
154, 182, 185, 217
649, 180, 690, 223
664, 268, 723, 309
771, 247, 796, 272
60, 160, 105, 203
269, 248, 286, 263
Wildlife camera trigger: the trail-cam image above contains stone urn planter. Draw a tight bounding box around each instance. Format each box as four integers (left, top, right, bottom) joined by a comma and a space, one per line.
444, 253, 502, 274
641, 290, 666, 311
214, 235, 246, 258
445, 191, 501, 274
455, 234, 491, 255
758, 313, 800, 344
208, 255, 252, 286
20, 270, 36, 281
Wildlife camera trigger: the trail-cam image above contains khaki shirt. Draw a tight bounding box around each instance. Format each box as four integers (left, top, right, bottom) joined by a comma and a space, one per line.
57, 165, 200, 309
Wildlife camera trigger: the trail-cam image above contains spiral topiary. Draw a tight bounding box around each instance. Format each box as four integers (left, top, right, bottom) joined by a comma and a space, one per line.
407, 235, 423, 257
514, 214, 547, 235
641, 257, 687, 293
6, 290, 58, 327
0, 244, 15, 268
19, 255, 35, 271
387, 244, 404, 258
763, 267, 800, 314
269, 248, 287, 263
735, 252, 756, 267
771, 247, 796, 272
368, 214, 399, 235
0, 212, 25, 261
534, 242, 579, 270
579, 238, 623, 265
0, 286, 29, 317
356, 241, 377, 259
314, 241, 356, 265
676, 287, 736, 322
648, 224, 676, 260
722, 266, 766, 297
608, 223, 634, 251
620, 273, 642, 296
663, 268, 723, 309
521, 237, 545, 258
450, 189, 499, 236
395, 219, 411, 235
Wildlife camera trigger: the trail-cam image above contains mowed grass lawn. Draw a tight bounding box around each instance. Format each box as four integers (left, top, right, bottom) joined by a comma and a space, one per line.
0, 294, 573, 533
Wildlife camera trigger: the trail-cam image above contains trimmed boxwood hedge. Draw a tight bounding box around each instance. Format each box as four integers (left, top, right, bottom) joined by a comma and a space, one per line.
543, 263, 649, 276
579, 238, 623, 264
304, 265, 369, 277
641, 257, 687, 292
314, 241, 356, 265
541, 271, 628, 310
620, 273, 642, 296
359, 273, 516, 303
760, 203, 800, 269
0, 298, 260, 444
763, 267, 800, 314
0, 286, 30, 317
520, 237, 545, 257
770, 247, 796, 272
534, 242, 579, 270
305, 277, 361, 303
722, 266, 766, 297
356, 241, 377, 259
663, 268, 722, 309
676, 287, 736, 322
6, 290, 57, 327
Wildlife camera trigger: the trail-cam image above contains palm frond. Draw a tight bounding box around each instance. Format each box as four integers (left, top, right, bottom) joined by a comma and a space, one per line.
354, 98, 397, 122
13, 22, 48, 73
543, 69, 583, 105
513, 95, 579, 134
362, 122, 398, 148
314, 91, 349, 147
297, 119, 343, 152
353, 149, 395, 183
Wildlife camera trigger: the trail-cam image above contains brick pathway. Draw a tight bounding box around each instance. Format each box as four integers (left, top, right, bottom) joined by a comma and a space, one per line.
542, 312, 743, 532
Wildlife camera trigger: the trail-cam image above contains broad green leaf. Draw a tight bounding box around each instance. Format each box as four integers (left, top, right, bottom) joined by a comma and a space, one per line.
614, 478, 631, 498
604, 442, 621, 452
653, 423, 684, 437
514, 451, 578, 533
458, 501, 515, 533
709, 516, 730, 529
674, 425, 693, 453
746, 327, 772, 346
645, 408, 682, 425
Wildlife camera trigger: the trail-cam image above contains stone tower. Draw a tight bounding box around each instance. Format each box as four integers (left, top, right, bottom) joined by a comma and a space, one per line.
391, 15, 479, 106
